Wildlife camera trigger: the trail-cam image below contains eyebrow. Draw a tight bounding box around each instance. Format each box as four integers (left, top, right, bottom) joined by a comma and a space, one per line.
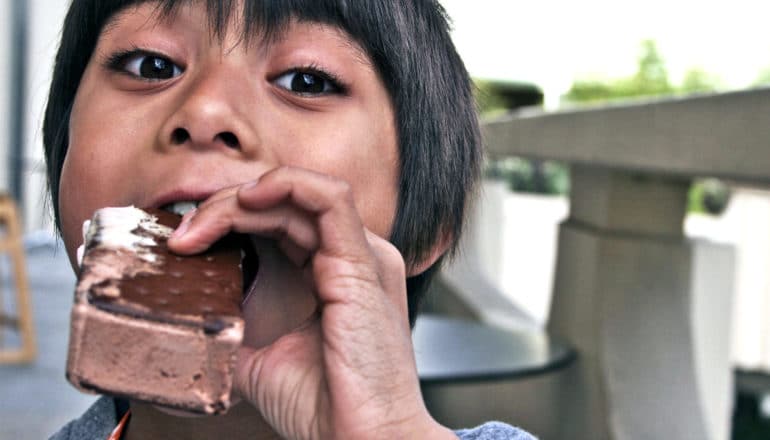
100, 4, 171, 39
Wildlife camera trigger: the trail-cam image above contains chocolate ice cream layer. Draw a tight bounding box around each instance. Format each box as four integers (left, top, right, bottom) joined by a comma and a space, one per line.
66, 206, 245, 415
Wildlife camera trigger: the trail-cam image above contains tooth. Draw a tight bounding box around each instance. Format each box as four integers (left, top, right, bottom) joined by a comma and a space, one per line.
165, 201, 198, 216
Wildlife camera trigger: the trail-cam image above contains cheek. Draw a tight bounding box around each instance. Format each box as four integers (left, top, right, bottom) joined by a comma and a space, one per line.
58, 149, 97, 264
359, 111, 400, 237
59, 92, 124, 261
329, 114, 399, 238
60, 83, 97, 245
60, 78, 146, 256
60, 98, 95, 256
354, 156, 399, 237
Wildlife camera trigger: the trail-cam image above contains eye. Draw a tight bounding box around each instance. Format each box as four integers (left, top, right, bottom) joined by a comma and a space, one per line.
124, 54, 182, 80
273, 69, 343, 96
107, 50, 183, 80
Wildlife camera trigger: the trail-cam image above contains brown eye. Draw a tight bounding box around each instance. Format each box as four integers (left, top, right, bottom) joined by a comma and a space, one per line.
293, 73, 324, 93
123, 53, 182, 80
274, 70, 341, 95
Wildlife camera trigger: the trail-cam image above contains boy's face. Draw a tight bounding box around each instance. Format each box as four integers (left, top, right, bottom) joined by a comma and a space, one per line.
59, 2, 400, 261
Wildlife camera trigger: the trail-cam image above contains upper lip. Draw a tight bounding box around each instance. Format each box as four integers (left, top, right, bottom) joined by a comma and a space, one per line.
150, 187, 225, 209
146, 163, 274, 209
149, 190, 214, 208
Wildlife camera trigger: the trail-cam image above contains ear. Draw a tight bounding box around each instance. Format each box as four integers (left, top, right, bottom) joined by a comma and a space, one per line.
406, 231, 453, 277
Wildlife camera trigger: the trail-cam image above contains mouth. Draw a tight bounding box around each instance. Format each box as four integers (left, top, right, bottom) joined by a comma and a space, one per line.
160, 200, 259, 301
160, 200, 199, 216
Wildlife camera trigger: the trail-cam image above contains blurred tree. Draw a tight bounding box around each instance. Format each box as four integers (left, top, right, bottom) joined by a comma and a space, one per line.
562, 79, 615, 103
474, 79, 509, 116
564, 40, 725, 103
753, 67, 770, 86
680, 67, 722, 94
474, 79, 543, 116
630, 39, 673, 95
485, 157, 569, 195
687, 178, 731, 215
565, 40, 673, 102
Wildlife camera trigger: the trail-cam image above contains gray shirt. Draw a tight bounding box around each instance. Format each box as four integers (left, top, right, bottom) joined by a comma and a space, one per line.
48, 396, 537, 439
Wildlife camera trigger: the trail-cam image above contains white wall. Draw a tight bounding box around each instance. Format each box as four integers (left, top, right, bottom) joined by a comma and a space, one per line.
686, 188, 770, 371
0, 3, 13, 194
23, 0, 69, 232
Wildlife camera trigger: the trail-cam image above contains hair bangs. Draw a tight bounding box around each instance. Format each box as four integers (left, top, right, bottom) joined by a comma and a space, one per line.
145, 0, 351, 46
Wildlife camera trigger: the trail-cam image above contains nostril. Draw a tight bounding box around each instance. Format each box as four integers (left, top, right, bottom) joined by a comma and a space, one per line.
218, 132, 240, 149
171, 128, 190, 145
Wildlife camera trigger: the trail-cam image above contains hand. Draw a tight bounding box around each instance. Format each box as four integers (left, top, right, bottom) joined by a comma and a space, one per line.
167, 166, 454, 439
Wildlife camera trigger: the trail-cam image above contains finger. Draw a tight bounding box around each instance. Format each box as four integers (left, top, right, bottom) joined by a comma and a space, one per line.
364, 229, 408, 315
237, 167, 371, 263
196, 185, 240, 211
276, 237, 312, 269
234, 318, 322, 414
233, 345, 264, 406
167, 185, 240, 248
237, 168, 383, 306
168, 192, 319, 257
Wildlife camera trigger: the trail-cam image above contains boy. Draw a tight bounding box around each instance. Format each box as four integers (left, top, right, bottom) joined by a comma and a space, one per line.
45, 1, 536, 439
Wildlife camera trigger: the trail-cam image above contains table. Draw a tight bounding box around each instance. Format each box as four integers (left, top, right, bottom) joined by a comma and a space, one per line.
413, 314, 573, 384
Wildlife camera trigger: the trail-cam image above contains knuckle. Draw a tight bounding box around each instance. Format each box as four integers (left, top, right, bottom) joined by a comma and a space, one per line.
370, 236, 403, 263
382, 245, 406, 278
329, 179, 354, 203
258, 165, 290, 184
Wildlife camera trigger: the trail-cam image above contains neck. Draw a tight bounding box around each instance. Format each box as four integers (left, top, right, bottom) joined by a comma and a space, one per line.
124, 400, 282, 440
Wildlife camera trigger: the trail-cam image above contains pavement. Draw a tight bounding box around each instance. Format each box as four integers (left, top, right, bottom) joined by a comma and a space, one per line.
0, 237, 96, 440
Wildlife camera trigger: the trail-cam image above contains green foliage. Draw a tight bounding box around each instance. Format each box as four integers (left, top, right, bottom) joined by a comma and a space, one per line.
474, 79, 509, 117
753, 67, 770, 86
687, 179, 731, 215
474, 79, 544, 117
486, 157, 570, 196
563, 80, 616, 103
632, 40, 674, 95
565, 40, 675, 103
680, 68, 722, 94
565, 40, 721, 104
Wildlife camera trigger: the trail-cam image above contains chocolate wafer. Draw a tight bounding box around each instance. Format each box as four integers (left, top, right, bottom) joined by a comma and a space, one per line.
66, 206, 244, 414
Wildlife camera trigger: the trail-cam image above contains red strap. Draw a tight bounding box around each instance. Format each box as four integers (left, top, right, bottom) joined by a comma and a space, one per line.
107, 409, 131, 440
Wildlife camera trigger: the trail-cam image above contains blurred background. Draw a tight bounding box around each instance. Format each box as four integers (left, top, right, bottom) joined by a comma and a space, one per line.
1, 0, 769, 439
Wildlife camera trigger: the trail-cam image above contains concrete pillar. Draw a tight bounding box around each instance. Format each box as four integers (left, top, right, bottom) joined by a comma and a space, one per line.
548, 165, 734, 440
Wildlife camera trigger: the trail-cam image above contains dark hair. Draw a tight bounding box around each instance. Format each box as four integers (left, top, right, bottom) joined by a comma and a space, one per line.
43, 0, 482, 325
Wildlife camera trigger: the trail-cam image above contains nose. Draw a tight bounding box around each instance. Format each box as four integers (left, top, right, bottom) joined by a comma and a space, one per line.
159, 65, 259, 155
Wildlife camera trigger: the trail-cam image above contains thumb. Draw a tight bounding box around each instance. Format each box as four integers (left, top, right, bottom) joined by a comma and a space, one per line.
233, 320, 321, 411
233, 345, 266, 407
